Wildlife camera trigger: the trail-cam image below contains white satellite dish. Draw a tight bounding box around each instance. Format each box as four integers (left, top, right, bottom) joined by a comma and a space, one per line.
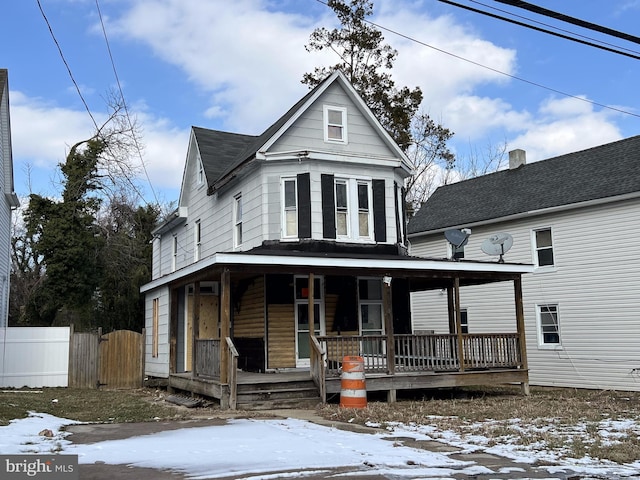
481, 232, 513, 263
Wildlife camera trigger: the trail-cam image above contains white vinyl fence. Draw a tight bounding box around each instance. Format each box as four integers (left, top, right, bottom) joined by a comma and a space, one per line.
0, 327, 70, 388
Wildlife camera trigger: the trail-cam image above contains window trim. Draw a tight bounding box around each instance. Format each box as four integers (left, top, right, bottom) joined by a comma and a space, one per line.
536, 303, 562, 349
281, 177, 298, 239
532, 226, 556, 270
172, 235, 178, 272
334, 177, 373, 241
233, 193, 243, 248
152, 298, 159, 358
194, 220, 201, 261
323, 105, 348, 144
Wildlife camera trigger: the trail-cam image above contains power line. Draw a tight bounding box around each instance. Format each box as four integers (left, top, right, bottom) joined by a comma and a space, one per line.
439, 0, 640, 61
94, 0, 160, 206
468, 0, 640, 56
313, 0, 640, 120
495, 0, 640, 45
36, 0, 99, 131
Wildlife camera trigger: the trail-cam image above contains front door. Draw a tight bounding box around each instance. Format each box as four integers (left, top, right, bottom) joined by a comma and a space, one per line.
295, 275, 325, 367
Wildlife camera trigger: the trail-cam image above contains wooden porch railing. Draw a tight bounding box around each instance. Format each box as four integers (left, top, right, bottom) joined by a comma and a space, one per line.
317, 333, 522, 377
194, 339, 220, 378
462, 333, 521, 369
309, 336, 326, 403
226, 337, 239, 410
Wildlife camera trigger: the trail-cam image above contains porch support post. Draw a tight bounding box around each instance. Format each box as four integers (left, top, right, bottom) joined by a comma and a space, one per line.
191, 281, 200, 379
446, 284, 456, 334
220, 269, 231, 385
308, 273, 315, 376
514, 276, 530, 395
170, 288, 178, 374
454, 277, 465, 372
383, 277, 396, 402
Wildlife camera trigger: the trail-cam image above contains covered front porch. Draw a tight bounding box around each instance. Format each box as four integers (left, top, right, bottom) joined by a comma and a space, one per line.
145, 249, 532, 409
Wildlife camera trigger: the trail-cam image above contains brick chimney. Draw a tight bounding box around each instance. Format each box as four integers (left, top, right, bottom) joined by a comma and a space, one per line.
509, 149, 526, 169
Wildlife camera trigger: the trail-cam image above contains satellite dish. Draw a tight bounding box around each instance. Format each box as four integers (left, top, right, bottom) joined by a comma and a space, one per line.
444, 229, 470, 260
444, 229, 470, 248
481, 233, 513, 263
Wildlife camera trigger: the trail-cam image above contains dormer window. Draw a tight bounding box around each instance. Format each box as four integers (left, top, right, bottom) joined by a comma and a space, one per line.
324, 105, 347, 144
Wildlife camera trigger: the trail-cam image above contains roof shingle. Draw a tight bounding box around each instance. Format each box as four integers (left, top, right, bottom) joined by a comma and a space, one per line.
408, 135, 640, 234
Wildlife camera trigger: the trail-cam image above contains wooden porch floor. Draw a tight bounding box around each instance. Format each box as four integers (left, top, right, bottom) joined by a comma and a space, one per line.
167, 366, 528, 408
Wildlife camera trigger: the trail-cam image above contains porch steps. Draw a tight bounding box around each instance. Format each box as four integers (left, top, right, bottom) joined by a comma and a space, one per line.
236, 379, 322, 410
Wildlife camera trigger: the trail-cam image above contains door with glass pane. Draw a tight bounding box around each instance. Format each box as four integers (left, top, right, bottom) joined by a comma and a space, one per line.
359, 278, 385, 356
295, 276, 325, 367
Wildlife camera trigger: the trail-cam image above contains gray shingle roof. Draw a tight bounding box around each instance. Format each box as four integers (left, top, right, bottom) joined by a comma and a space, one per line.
408, 135, 640, 234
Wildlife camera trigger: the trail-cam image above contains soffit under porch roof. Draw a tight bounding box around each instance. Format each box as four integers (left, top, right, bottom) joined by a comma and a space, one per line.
141, 250, 532, 294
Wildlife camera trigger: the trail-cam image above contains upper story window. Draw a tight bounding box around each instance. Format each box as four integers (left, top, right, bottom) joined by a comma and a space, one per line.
537, 304, 561, 347
458, 308, 468, 334
448, 243, 465, 260
234, 194, 243, 247
172, 235, 178, 272
197, 157, 204, 186
335, 178, 372, 240
194, 220, 201, 261
282, 178, 297, 238
533, 227, 554, 268
323, 105, 347, 144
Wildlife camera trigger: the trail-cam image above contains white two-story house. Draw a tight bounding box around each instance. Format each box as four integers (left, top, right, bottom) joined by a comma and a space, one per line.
409, 137, 640, 392
141, 71, 532, 409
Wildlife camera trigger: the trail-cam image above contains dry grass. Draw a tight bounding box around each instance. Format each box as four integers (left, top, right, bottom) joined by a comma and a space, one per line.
0, 388, 193, 425
319, 386, 640, 464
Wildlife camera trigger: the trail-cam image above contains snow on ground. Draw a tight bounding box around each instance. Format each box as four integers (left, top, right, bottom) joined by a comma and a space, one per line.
1, 412, 640, 479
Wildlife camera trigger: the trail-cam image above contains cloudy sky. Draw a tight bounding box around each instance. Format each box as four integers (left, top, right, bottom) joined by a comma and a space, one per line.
2, 0, 639, 204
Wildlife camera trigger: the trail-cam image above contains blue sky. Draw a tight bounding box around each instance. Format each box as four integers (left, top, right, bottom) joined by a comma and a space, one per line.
2, 0, 639, 205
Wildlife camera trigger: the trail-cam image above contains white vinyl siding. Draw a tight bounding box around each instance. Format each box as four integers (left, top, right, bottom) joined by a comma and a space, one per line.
145, 287, 170, 378
410, 196, 640, 391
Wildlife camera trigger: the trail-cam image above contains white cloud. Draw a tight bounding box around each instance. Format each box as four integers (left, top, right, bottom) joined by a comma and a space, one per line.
110, 0, 331, 133
507, 96, 622, 162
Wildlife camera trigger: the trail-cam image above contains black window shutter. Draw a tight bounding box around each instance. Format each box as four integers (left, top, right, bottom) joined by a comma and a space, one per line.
297, 173, 311, 238
373, 179, 386, 242
321, 174, 336, 239
401, 186, 407, 245
394, 182, 402, 244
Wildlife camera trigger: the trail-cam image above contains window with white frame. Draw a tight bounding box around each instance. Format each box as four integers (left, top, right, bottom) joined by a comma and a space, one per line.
172, 235, 178, 272
358, 278, 384, 354
323, 105, 347, 144
537, 304, 560, 346
152, 298, 159, 358
282, 178, 297, 238
335, 178, 372, 240
194, 220, 201, 261
533, 227, 554, 267
459, 308, 468, 334
234, 194, 243, 247
197, 157, 204, 186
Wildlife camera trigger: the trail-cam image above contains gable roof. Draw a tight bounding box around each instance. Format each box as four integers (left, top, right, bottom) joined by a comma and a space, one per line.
192, 70, 411, 194
408, 135, 640, 235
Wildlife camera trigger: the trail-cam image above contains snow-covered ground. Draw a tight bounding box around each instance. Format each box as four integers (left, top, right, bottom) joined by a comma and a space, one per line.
1, 412, 639, 479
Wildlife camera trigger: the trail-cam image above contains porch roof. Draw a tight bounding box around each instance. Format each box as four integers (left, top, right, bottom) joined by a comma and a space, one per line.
141, 251, 533, 293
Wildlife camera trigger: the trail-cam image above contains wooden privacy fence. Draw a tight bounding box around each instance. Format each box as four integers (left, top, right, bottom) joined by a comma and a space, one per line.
68, 327, 144, 389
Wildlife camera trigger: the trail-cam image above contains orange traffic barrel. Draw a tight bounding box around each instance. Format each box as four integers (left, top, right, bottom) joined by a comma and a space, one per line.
340, 356, 367, 408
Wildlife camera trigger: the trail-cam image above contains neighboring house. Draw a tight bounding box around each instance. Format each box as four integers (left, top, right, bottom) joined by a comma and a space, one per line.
408, 137, 640, 392
141, 71, 532, 409
0, 70, 19, 328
